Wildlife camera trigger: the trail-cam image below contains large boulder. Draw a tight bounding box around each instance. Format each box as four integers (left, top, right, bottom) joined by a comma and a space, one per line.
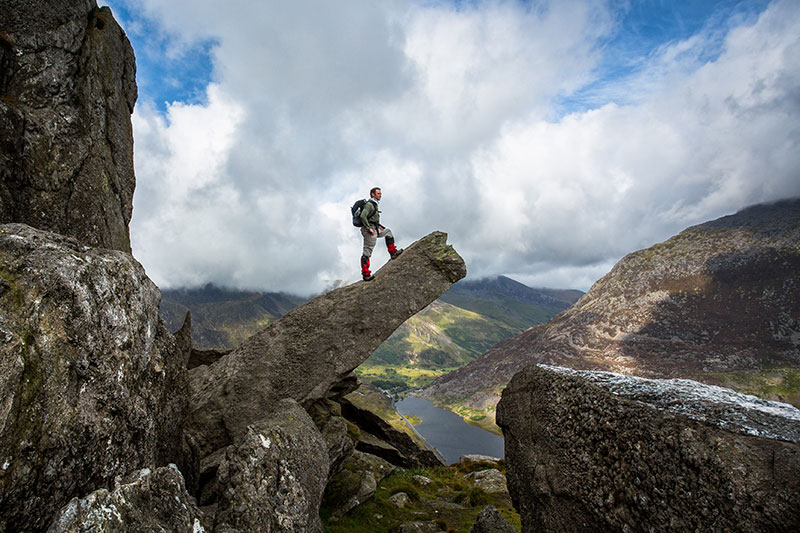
0, 1, 137, 252
497, 365, 800, 532
0, 224, 188, 532
186, 231, 465, 460
212, 399, 328, 533
322, 450, 396, 517
471, 505, 517, 533
340, 388, 443, 468
47, 466, 206, 533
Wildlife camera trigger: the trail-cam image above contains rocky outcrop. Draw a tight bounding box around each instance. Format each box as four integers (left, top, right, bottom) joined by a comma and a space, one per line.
497, 365, 800, 532
0, 224, 188, 532
340, 387, 443, 468
323, 450, 396, 516
471, 505, 517, 533
186, 231, 465, 461
47, 466, 205, 533
212, 399, 328, 533
424, 199, 800, 421
0, 1, 137, 252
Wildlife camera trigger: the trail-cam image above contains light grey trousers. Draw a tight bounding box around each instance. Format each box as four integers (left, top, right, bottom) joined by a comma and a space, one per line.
361, 226, 393, 258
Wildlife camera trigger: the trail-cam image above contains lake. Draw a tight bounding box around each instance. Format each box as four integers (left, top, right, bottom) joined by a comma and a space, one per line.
394, 394, 504, 465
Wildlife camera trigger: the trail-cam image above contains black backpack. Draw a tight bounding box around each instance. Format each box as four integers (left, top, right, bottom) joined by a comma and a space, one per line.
351, 199, 367, 227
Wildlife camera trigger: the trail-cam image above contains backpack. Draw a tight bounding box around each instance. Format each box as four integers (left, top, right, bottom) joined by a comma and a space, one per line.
351, 199, 367, 227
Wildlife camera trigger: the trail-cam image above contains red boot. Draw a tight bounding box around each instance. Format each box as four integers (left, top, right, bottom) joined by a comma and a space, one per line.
361, 255, 374, 281
387, 237, 403, 259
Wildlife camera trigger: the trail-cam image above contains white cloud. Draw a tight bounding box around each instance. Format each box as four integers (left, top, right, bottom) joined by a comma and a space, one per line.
125, 0, 800, 295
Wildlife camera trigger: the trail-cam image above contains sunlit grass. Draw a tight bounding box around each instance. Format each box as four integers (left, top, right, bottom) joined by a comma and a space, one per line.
322, 464, 520, 533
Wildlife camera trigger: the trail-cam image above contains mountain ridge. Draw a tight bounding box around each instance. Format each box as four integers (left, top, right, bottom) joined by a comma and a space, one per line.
422, 198, 800, 431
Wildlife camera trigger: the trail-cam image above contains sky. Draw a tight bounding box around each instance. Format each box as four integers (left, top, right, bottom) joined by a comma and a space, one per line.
100, 0, 800, 296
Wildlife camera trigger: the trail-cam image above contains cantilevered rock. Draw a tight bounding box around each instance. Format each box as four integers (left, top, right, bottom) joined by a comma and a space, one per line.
186, 231, 466, 458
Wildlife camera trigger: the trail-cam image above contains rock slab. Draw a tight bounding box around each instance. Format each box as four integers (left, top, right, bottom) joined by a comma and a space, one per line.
213, 399, 328, 533
187, 231, 465, 459
47, 466, 205, 533
0, 224, 188, 532
497, 365, 800, 532
0, 1, 137, 252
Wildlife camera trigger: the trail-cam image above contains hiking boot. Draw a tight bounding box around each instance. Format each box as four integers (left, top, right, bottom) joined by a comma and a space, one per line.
390, 248, 404, 260
363, 274, 375, 281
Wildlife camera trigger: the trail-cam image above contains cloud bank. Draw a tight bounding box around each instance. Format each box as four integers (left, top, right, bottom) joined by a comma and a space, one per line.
118, 0, 800, 295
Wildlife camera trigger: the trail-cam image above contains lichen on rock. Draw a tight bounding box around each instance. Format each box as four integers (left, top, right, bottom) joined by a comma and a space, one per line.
0, 224, 188, 532
497, 364, 800, 532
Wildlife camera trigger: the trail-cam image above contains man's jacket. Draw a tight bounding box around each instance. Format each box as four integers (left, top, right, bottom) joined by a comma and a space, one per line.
360, 199, 380, 230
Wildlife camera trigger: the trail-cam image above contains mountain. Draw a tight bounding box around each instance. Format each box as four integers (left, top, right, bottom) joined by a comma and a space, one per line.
161, 284, 308, 349
162, 277, 582, 385
440, 275, 582, 330
422, 199, 800, 432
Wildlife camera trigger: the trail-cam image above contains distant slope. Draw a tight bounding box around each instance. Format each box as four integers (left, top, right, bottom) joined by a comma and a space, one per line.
364, 277, 582, 372
423, 199, 800, 431
161, 278, 581, 390
368, 300, 518, 368
161, 284, 308, 349
439, 275, 581, 330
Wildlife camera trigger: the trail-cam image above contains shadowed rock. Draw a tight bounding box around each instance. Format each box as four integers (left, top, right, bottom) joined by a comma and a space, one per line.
213, 399, 328, 533
497, 365, 800, 532
0, 224, 188, 532
47, 466, 205, 533
471, 505, 517, 533
0, 1, 137, 252
186, 231, 465, 459
340, 391, 443, 468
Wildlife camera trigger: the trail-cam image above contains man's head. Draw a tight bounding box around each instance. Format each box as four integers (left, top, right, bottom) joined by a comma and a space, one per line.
370, 187, 382, 200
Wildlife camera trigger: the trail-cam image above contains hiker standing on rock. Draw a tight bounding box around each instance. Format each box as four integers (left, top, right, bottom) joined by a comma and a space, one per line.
357, 187, 402, 281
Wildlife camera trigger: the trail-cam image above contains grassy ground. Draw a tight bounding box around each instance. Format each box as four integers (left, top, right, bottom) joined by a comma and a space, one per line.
322, 461, 520, 533
355, 363, 459, 392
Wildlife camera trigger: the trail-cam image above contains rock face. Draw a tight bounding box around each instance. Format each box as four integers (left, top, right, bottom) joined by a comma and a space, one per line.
471, 505, 517, 533
47, 466, 205, 533
424, 199, 800, 419
322, 450, 396, 517
212, 400, 328, 533
497, 365, 800, 532
186, 231, 466, 460
340, 389, 443, 468
0, 224, 188, 532
0, 1, 137, 252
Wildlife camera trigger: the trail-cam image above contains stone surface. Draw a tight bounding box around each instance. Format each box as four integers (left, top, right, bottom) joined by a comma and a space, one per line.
0, 1, 137, 252
424, 199, 800, 421
318, 413, 356, 479
497, 365, 800, 532
322, 450, 396, 517
186, 231, 465, 460
212, 399, 328, 533
391, 521, 445, 533
459, 455, 502, 465
389, 492, 410, 508
466, 469, 508, 494
471, 505, 517, 533
412, 475, 433, 486
47, 466, 206, 533
0, 224, 188, 532
342, 389, 443, 468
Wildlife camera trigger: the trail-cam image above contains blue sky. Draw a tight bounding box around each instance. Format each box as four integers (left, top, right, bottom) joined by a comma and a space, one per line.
100, 0, 799, 294
108, 0, 772, 114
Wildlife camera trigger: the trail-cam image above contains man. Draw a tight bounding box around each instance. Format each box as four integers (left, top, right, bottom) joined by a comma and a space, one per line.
360, 187, 402, 281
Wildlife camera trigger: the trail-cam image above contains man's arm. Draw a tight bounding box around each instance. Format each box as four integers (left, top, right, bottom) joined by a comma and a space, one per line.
360, 201, 374, 230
